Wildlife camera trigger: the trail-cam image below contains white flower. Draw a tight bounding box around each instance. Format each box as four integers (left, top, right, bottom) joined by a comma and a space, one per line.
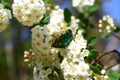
0, 4, 11, 32
69, 23, 78, 35
50, 8, 65, 29
31, 25, 44, 40
82, 0, 95, 6
72, 0, 95, 12
68, 40, 80, 55
72, 0, 81, 7
77, 61, 89, 76
74, 31, 87, 49
101, 69, 106, 74
81, 49, 89, 57
50, 8, 63, 17
12, 0, 46, 26
61, 58, 78, 76
43, 24, 60, 35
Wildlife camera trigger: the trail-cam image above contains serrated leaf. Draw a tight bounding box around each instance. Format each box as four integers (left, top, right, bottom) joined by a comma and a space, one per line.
52, 29, 73, 48
90, 49, 99, 58
87, 44, 94, 50
90, 65, 101, 75
86, 53, 94, 63
86, 49, 99, 63
64, 8, 72, 23
53, 71, 59, 80
96, 63, 103, 71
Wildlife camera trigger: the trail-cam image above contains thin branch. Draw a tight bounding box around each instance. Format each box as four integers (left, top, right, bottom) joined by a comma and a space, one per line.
104, 59, 120, 70
92, 49, 120, 70
92, 50, 114, 64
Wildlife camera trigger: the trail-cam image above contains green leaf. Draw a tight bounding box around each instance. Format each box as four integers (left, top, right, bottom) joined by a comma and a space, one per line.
86, 49, 99, 63
87, 44, 94, 50
86, 53, 94, 63
90, 49, 99, 58
108, 72, 120, 80
95, 63, 103, 71
40, 14, 50, 24
90, 65, 101, 75
3, 2, 11, 10
52, 29, 73, 48
53, 71, 59, 80
64, 8, 72, 23
88, 37, 97, 46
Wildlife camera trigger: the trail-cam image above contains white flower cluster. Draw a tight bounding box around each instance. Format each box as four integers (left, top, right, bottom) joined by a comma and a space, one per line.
32, 6, 91, 80
33, 62, 52, 80
12, 0, 46, 26
60, 30, 90, 80
72, 0, 95, 12
31, 25, 61, 68
0, 4, 11, 32
61, 59, 89, 80
98, 15, 116, 33
31, 6, 80, 68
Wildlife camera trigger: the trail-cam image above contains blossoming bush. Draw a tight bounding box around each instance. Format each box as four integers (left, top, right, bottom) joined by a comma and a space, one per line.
0, 0, 120, 80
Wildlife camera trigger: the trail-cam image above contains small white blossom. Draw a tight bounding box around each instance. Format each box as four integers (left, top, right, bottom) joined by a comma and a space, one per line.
98, 15, 116, 33
81, 49, 89, 57
72, 0, 95, 12
68, 40, 80, 54
43, 23, 60, 35
77, 61, 89, 76
101, 69, 106, 74
0, 4, 11, 32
